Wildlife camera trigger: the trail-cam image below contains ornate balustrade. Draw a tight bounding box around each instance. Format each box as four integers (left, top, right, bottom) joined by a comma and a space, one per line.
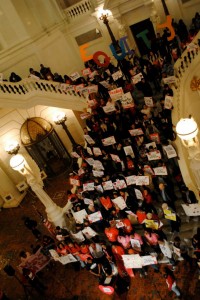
65, 0, 94, 21
0, 79, 87, 111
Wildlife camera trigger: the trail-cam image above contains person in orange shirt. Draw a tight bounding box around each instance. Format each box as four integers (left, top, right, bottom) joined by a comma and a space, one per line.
105, 226, 119, 243
100, 195, 113, 211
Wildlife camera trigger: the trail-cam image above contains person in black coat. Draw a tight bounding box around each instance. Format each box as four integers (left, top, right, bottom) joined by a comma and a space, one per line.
181, 186, 198, 204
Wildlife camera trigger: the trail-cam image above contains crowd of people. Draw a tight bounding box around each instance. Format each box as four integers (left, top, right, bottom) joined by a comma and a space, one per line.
13, 13, 200, 298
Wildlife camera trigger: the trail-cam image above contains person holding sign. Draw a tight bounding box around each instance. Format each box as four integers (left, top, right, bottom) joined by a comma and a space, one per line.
162, 203, 181, 233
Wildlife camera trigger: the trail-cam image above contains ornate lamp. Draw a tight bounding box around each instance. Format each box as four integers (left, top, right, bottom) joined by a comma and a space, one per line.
53, 112, 78, 148
5, 141, 20, 155
10, 154, 25, 172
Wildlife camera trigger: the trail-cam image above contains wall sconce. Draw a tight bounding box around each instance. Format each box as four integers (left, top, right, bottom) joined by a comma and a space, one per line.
53, 112, 78, 148
176, 116, 200, 160
5, 141, 20, 155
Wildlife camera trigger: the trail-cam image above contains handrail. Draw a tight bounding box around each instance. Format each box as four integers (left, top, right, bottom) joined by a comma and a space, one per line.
64, 0, 93, 21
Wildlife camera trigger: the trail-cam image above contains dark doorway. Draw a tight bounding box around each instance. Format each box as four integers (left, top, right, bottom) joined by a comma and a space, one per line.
130, 18, 156, 56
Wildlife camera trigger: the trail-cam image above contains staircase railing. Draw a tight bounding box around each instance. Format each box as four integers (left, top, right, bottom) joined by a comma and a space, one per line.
65, 0, 94, 22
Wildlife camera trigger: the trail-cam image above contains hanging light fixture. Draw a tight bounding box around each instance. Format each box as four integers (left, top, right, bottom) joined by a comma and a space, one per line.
10, 154, 25, 172
176, 117, 198, 141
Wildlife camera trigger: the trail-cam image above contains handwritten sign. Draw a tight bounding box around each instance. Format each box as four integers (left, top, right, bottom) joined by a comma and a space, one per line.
109, 87, 124, 101
93, 147, 102, 156
103, 105, 116, 113
82, 226, 97, 239
84, 198, 94, 205
145, 219, 159, 230
71, 152, 80, 158
125, 175, 137, 185
131, 239, 141, 249
102, 180, 113, 191
182, 204, 200, 216
70, 231, 85, 242
93, 160, 104, 170
70, 72, 81, 81
141, 255, 157, 266
147, 150, 161, 161
102, 136, 116, 146
83, 182, 95, 191
132, 73, 143, 84
114, 179, 127, 190
163, 145, 177, 159
112, 196, 127, 210
136, 176, 149, 186
72, 209, 88, 224
129, 128, 143, 136
59, 254, 77, 265
85, 158, 95, 166
110, 154, 121, 162
112, 70, 123, 81
153, 166, 168, 176
121, 92, 134, 108
144, 97, 154, 107
134, 188, 144, 200
87, 85, 98, 94
80, 112, 91, 119
124, 145, 135, 157
84, 134, 95, 145
88, 211, 103, 223
99, 80, 111, 89
122, 254, 143, 269
86, 147, 93, 155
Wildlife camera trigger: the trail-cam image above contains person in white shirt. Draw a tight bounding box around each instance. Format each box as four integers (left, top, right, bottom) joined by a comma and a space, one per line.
158, 238, 176, 269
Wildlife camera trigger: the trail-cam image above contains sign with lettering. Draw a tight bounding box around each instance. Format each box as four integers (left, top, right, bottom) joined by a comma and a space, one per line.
102, 180, 114, 191
124, 145, 135, 157
84, 134, 95, 145
136, 176, 149, 186
108, 87, 124, 101
72, 209, 88, 224
103, 105, 116, 113
125, 175, 137, 185
102, 136, 116, 146
163, 145, 177, 159
147, 150, 161, 161
83, 182, 95, 191
112, 196, 127, 210
144, 97, 154, 107
88, 211, 103, 223
110, 153, 121, 163
121, 92, 134, 108
129, 128, 144, 136
153, 166, 168, 176
112, 70, 123, 81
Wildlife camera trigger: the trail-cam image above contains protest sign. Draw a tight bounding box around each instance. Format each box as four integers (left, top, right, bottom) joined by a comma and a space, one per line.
164, 95, 173, 109
124, 145, 135, 157
110, 153, 121, 162
69, 177, 80, 187
145, 219, 159, 230
99, 80, 111, 89
163, 145, 177, 159
125, 175, 137, 186
163, 209, 176, 221
82, 227, 97, 239
103, 105, 116, 113
121, 92, 134, 109
149, 133, 160, 144
82, 68, 91, 76
144, 97, 154, 107
115, 179, 127, 190
84, 134, 95, 145
122, 254, 143, 269
131, 239, 141, 249
129, 128, 144, 136
181, 204, 200, 216
70, 72, 81, 81
102, 180, 113, 190
71, 152, 80, 158
147, 150, 161, 161
134, 188, 144, 200
78, 168, 85, 176
93, 160, 104, 170
141, 255, 157, 266
112, 196, 127, 210
136, 176, 149, 186
84, 198, 94, 205
70, 231, 85, 243
92, 170, 104, 177
132, 73, 144, 84
58, 254, 77, 265
163, 76, 176, 84
72, 209, 88, 224
85, 158, 95, 166
102, 136, 116, 146
112, 70, 123, 81
153, 166, 168, 176
108, 87, 124, 101
88, 211, 103, 223
86, 147, 93, 155
93, 147, 102, 156
83, 182, 95, 191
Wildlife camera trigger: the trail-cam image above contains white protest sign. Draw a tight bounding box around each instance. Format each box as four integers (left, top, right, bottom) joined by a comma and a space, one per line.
80, 112, 91, 119
70, 72, 81, 81
69, 178, 80, 186
82, 68, 91, 76
173, 246, 181, 257
108, 87, 124, 101
112, 70, 123, 81
121, 92, 134, 109
136, 176, 149, 186
141, 255, 157, 266
92, 170, 104, 177
129, 128, 144, 136
102, 136, 116, 146
103, 105, 116, 113
70, 231, 85, 242
102, 180, 114, 190
182, 204, 200, 216
143, 165, 154, 175
86, 147, 93, 155
84, 198, 94, 205
131, 239, 141, 249
99, 81, 111, 89
124, 146, 135, 157
49, 249, 60, 260
82, 227, 97, 239
72, 209, 88, 224
95, 185, 104, 193
144, 97, 154, 107
87, 85, 98, 94
164, 95, 173, 109
153, 166, 168, 176
163, 76, 176, 84
71, 152, 80, 158
93, 147, 102, 156
122, 254, 143, 269
125, 175, 137, 186
147, 150, 161, 161
85, 158, 95, 166
110, 154, 121, 163
115, 179, 127, 190
83, 182, 95, 191
132, 73, 143, 84
112, 196, 127, 210
93, 160, 104, 170
134, 189, 144, 200
58, 254, 77, 265
88, 211, 103, 223
84, 134, 95, 145
163, 145, 177, 159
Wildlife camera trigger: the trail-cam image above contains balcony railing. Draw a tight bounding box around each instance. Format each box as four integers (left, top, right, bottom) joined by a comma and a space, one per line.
65, 0, 94, 22
0, 78, 87, 111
